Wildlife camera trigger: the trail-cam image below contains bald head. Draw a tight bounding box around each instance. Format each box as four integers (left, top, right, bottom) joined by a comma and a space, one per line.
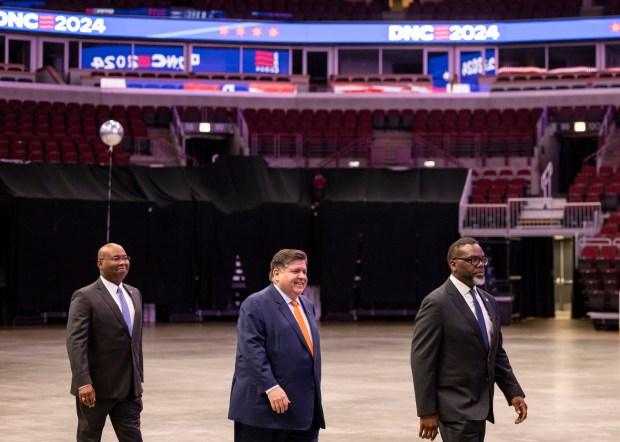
97, 243, 130, 285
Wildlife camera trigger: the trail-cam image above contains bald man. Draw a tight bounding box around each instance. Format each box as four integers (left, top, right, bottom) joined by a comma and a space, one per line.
66, 243, 144, 442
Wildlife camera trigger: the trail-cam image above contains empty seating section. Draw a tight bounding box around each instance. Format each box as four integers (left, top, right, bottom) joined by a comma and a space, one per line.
40, 0, 596, 20
177, 106, 234, 123
243, 108, 373, 158
578, 241, 620, 313
0, 99, 151, 166
469, 168, 532, 204
238, 107, 544, 163
0, 63, 35, 83
43, 0, 385, 21
485, 70, 620, 92
413, 108, 541, 161
330, 74, 432, 84
548, 105, 607, 124
567, 164, 620, 210
407, 0, 581, 20
574, 161, 620, 315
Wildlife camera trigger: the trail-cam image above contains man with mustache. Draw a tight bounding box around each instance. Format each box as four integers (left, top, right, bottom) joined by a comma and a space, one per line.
411, 237, 527, 441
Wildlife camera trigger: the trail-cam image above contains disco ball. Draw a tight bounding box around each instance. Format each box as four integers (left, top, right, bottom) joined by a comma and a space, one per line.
99, 120, 125, 147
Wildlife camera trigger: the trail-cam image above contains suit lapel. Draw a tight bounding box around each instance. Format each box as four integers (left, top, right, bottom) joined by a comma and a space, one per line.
270, 286, 314, 355
96, 279, 131, 336
446, 279, 488, 350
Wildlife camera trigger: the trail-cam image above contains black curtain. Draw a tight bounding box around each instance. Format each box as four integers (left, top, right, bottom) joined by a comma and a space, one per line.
319, 201, 365, 316
557, 136, 597, 194
509, 237, 555, 318
0, 161, 472, 322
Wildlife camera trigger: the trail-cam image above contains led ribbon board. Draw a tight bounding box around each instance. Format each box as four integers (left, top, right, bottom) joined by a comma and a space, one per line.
3, 8, 620, 44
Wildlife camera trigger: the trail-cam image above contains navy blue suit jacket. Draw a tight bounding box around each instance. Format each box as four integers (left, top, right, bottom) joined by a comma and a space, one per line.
228, 284, 325, 430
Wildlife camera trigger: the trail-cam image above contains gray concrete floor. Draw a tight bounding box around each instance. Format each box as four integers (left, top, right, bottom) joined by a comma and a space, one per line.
0, 318, 619, 441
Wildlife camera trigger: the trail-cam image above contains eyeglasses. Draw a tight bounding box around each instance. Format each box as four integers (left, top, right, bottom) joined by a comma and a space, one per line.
452, 256, 489, 266
100, 255, 131, 262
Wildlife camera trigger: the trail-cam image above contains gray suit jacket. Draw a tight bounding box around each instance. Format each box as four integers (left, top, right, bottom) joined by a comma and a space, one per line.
411, 278, 524, 423
66, 278, 143, 399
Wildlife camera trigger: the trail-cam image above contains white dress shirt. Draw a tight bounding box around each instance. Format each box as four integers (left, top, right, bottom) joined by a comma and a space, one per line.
450, 275, 493, 345
265, 284, 313, 393
100, 276, 135, 327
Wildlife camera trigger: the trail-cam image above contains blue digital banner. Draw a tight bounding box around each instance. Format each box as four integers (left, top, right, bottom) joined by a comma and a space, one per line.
81, 43, 186, 71
133, 45, 185, 71
192, 47, 240, 73
242, 48, 289, 75
81, 43, 131, 69
3, 8, 620, 44
485, 48, 496, 76
428, 52, 449, 89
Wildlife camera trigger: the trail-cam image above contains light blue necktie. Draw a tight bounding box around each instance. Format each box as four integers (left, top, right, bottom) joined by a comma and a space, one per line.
471, 287, 489, 350
117, 286, 132, 336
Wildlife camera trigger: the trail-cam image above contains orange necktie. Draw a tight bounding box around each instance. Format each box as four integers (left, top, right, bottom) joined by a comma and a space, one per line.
291, 300, 314, 357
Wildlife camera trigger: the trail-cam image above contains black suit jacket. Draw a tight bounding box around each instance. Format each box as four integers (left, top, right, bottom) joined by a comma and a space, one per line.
66, 278, 143, 399
411, 277, 524, 423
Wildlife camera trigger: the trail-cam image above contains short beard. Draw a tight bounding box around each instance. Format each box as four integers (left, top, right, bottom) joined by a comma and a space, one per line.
473, 275, 486, 286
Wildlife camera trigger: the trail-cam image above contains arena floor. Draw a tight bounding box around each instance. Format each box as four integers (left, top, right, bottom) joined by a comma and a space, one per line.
1, 317, 618, 441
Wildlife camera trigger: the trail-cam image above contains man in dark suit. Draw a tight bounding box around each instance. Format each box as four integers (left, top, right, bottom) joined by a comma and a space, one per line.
229, 249, 325, 442
411, 237, 527, 441
66, 243, 144, 442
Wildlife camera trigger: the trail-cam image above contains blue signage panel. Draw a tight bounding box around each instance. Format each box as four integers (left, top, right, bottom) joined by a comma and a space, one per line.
81, 43, 131, 69
4, 8, 620, 44
242, 48, 289, 75
191, 47, 240, 73
133, 45, 185, 71
485, 48, 496, 76
428, 52, 449, 89
460, 51, 484, 87
81, 43, 185, 71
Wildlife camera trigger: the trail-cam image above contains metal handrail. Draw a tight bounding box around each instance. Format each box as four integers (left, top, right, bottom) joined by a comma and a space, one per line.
316, 136, 372, 168
412, 134, 467, 168
581, 105, 614, 168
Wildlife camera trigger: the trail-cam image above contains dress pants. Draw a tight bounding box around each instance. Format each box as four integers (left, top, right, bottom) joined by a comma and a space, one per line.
76, 395, 143, 442
438, 419, 486, 442
234, 421, 320, 442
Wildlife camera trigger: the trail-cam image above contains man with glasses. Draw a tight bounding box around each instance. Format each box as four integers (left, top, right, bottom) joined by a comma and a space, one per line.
411, 237, 527, 441
66, 243, 144, 441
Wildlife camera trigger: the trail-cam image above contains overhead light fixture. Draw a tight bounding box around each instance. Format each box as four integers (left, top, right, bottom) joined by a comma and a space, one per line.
348, 160, 360, 168
424, 160, 436, 168
199, 122, 212, 133
574, 121, 586, 132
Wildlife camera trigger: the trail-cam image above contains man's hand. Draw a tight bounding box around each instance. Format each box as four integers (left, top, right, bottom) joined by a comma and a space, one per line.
78, 385, 96, 408
267, 386, 290, 414
511, 396, 528, 424
419, 415, 439, 440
